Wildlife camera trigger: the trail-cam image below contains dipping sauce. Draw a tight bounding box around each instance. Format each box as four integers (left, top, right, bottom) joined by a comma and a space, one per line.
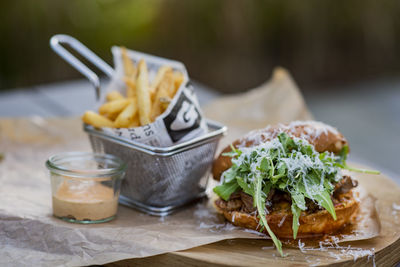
46, 152, 126, 224
52, 180, 118, 222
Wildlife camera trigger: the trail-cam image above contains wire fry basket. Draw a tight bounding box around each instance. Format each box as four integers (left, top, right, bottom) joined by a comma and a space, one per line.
50, 34, 226, 216
85, 121, 225, 215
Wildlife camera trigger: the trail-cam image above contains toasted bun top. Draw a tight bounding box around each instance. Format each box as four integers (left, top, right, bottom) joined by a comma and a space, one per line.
212, 120, 348, 181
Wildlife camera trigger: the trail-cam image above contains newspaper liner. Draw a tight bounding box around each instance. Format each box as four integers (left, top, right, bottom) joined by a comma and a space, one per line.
1, 69, 398, 267
99, 47, 207, 147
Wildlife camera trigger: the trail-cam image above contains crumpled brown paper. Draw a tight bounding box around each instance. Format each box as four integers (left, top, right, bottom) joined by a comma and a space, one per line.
0, 68, 388, 267
204, 67, 313, 147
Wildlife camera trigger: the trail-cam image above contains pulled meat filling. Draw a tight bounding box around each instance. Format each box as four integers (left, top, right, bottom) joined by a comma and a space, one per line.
215, 176, 358, 214
240, 191, 255, 212
333, 175, 358, 198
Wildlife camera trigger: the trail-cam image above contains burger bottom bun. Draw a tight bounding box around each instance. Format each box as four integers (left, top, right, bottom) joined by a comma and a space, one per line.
216, 190, 359, 239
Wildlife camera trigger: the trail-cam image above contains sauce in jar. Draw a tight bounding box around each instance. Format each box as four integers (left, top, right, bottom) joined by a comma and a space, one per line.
52, 180, 118, 221
46, 152, 126, 224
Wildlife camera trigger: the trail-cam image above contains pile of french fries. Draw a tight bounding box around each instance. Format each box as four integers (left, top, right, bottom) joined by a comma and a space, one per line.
82, 47, 184, 128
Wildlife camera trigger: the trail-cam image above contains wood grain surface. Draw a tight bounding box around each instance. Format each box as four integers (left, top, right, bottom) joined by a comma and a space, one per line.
107, 171, 400, 266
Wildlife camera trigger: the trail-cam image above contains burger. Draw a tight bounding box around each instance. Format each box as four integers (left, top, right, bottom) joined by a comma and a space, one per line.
211, 121, 379, 256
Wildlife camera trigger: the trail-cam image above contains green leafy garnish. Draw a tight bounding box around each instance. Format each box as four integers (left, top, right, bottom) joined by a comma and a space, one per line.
337, 145, 380, 174
255, 174, 283, 256
213, 132, 379, 257
291, 204, 301, 239
313, 191, 337, 220
213, 181, 239, 201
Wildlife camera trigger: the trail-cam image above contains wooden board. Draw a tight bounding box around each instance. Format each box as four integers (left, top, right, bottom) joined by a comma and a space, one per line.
2, 117, 399, 266
108, 238, 400, 267
107, 172, 400, 266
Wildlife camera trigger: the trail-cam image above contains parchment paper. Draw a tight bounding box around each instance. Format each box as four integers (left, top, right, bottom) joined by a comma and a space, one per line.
204, 67, 313, 148
0, 68, 387, 267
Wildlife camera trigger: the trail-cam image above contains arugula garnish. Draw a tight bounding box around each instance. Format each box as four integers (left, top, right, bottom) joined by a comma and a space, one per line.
213, 132, 379, 257
255, 174, 283, 256
214, 181, 239, 201
337, 145, 380, 174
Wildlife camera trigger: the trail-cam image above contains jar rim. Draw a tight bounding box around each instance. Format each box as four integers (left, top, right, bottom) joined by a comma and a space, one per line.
46, 152, 126, 179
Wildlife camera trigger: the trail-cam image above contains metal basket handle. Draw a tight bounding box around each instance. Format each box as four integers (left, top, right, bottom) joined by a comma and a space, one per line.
50, 34, 114, 100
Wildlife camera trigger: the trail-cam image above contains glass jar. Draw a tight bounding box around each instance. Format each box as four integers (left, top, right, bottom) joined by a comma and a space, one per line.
46, 152, 126, 224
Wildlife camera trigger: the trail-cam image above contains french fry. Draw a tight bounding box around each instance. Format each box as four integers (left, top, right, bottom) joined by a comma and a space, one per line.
123, 77, 136, 98
136, 59, 152, 125
172, 71, 184, 95
106, 90, 124, 102
150, 66, 172, 101
150, 69, 174, 121
121, 47, 136, 77
159, 97, 172, 110
114, 99, 138, 128
82, 111, 114, 128
98, 99, 130, 120
128, 116, 140, 128
121, 47, 137, 98
84, 54, 184, 128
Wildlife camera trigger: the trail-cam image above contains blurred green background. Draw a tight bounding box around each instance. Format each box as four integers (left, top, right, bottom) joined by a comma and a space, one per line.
1, 0, 400, 93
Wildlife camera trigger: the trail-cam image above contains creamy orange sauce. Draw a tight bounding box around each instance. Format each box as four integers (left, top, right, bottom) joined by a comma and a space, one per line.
52, 180, 118, 221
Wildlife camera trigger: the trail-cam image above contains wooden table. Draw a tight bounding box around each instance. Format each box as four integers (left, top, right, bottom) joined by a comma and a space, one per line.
108, 238, 400, 267
105, 170, 400, 267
